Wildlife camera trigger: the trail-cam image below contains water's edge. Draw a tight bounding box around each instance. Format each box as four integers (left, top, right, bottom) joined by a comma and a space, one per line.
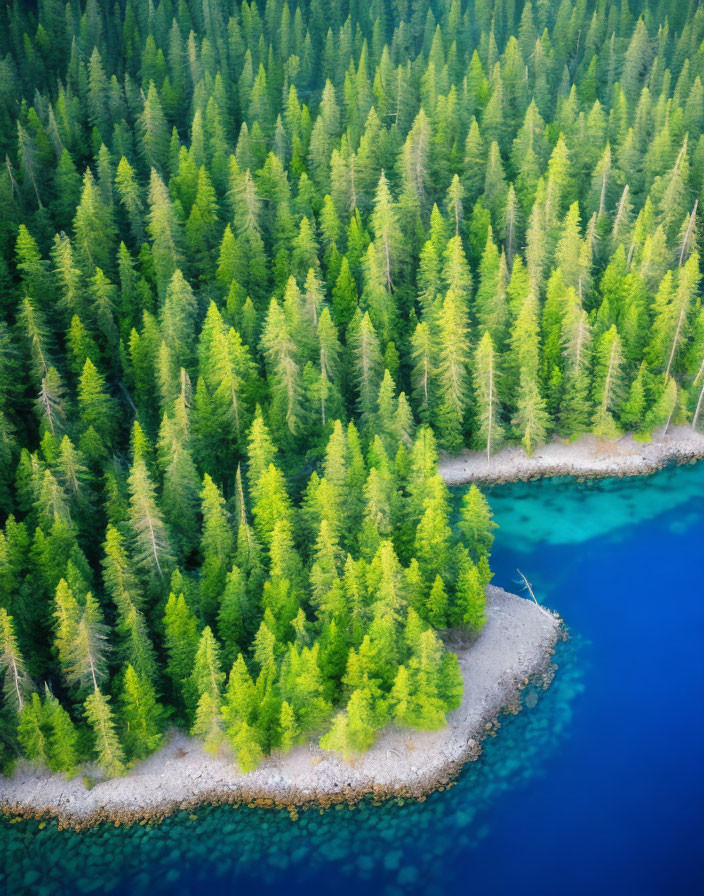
439, 426, 704, 486
6, 438, 704, 832
0, 590, 561, 831
5, 461, 703, 895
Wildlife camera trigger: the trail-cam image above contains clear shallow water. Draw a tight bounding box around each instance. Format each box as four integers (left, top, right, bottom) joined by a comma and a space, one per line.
3, 462, 704, 896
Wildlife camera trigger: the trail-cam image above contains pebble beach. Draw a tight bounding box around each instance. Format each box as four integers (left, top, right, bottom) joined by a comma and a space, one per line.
0, 587, 560, 828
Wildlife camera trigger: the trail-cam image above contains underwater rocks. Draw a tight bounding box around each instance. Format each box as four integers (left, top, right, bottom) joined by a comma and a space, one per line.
0, 588, 560, 830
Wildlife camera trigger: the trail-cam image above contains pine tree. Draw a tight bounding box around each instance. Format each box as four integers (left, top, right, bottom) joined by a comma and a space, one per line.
621, 362, 648, 433
389, 664, 414, 727
463, 117, 486, 201
411, 321, 435, 422
115, 156, 144, 241
66, 593, 109, 693
484, 141, 508, 224
474, 332, 504, 459
217, 566, 247, 668
251, 464, 294, 548
438, 651, 464, 713
53, 150, 81, 228
78, 358, 117, 452
128, 457, 174, 582
644, 375, 678, 435
0, 608, 32, 714
446, 174, 465, 237
190, 627, 225, 753
209, 325, 255, 447
349, 311, 383, 423
279, 642, 331, 732
16, 225, 50, 303
475, 230, 507, 342
160, 432, 200, 563
73, 170, 116, 274
163, 592, 200, 714
592, 326, 625, 438
648, 254, 700, 378
160, 270, 198, 368
200, 474, 235, 619
102, 526, 155, 682
138, 82, 169, 171
414, 476, 454, 589
279, 700, 299, 751
458, 485, 497, 563
247, 410, 277, 496
16, 122, 44, 208
315, 308, 342, 428
332, 256, 358, 328
512, 373, 548, 454
18, 692, 49, 764
44, 689, 79, 775
147, 169, 183, 293
426, 575, 448, 628
560, 299, 593, 436
226, 719, 264, 773
510, 292, 549, 454
87, 47, 109, 136
120, 664, 164, 760
261, 299, 302, 436
453, 549, 486, 630
436, 289, 471, 450
222, 653, 257, 737
84, 688, 125, 777
320, 688, 377, 759
371, 172, 403, 293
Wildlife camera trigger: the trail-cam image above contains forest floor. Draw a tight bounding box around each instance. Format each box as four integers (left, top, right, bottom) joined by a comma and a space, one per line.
439, 425, 704, 486
0, 587, 560, 829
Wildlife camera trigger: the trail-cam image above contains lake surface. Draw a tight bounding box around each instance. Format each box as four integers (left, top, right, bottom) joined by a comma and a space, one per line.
3, 461, 704, 896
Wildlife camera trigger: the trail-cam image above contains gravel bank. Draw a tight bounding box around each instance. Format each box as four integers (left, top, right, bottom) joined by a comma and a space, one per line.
439, 426, 704, 486
0, 587, 560, 828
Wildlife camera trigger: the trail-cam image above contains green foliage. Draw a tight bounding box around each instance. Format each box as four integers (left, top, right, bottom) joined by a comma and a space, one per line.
320, 688, 377, 760
127, 457, 174, 582
0, 609, 32, 715
17, 687, 80, 775
0, 0, 701, 781
190, 627, 225, 753
120, 664, 164, 761
163, 592, 200, 716
458, 486, 497, 565
43, 689, 80, 775
84, 689, 125, 777
17, 692, 49, 764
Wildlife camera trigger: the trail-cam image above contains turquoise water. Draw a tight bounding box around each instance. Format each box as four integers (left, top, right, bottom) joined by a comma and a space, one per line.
3, 461, 704, 895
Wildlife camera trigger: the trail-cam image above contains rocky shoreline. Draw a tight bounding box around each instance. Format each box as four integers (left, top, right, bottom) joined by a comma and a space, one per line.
438, 426, 704, 486
5, 428, 702, 831
0, 587, 561, 830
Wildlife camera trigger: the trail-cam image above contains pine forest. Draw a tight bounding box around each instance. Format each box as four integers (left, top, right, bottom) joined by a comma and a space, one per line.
0, 0, 702, 777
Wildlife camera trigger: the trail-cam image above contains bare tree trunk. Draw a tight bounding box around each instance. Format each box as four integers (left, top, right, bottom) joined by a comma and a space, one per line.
487, 356, 493, 462
678, 201, 698, 268
692, 355, 704, 431
665, 305, 686, 380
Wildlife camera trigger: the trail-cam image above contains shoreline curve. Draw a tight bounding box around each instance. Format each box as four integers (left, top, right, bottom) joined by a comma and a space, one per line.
0, 587, 561, 830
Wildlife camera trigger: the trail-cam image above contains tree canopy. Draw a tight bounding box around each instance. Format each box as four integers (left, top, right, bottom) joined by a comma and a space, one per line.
1, 0, 703, 775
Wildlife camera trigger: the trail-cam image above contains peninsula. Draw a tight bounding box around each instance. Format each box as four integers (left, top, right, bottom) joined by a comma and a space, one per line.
4, 423, 703, 828
0, 587, 560, 829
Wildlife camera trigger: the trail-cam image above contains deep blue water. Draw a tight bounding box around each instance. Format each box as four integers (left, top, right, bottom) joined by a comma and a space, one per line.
3, 462, 704, 895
